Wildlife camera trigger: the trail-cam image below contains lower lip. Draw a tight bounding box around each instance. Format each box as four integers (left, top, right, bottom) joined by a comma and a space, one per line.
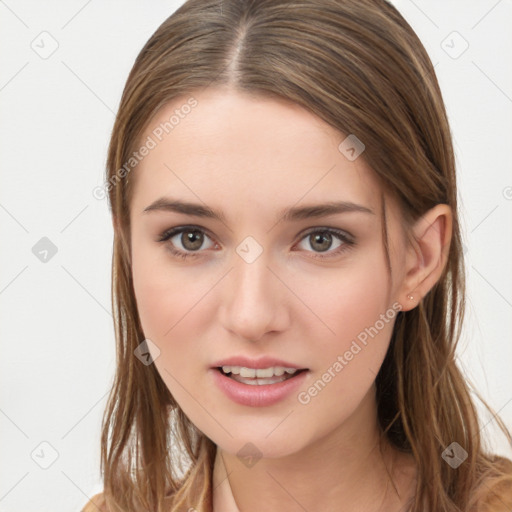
210, 368, 309, 407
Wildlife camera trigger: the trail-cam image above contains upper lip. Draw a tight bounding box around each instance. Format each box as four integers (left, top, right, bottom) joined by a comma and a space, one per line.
211, 356, 308, 370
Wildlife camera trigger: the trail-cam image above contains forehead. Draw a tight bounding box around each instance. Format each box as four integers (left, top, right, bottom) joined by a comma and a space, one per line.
130, 88, 382, 222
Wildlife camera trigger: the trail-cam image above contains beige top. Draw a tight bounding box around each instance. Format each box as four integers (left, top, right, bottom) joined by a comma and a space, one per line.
81, 451, 512, 512
81, 492, 106, 512
79, 451, 238, 512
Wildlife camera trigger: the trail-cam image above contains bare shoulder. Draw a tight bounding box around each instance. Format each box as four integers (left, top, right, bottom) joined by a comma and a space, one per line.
81, 492, 107, 512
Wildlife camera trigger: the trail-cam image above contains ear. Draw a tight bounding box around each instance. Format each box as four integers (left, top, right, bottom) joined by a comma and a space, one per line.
398, 204, 452, 311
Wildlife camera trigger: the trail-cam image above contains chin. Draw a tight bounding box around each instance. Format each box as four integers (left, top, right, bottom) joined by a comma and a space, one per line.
212, 428, 308, 462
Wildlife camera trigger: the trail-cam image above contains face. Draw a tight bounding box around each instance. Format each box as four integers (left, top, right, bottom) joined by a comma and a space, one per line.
128, 88, 409, 459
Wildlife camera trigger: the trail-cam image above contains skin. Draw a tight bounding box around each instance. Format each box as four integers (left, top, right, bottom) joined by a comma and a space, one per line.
125, 87, 452, 511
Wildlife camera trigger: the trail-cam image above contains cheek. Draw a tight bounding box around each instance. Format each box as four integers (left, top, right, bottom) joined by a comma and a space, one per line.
292, 250, 395, 399
134, 279, 173, 341
296, 252, 391, 344
130, 244, 216, 370
131, 257, 209, 411
131, 250, 170, 340
131, 241, 189, 342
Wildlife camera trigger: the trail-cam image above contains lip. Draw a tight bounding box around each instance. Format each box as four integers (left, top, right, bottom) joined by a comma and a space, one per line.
210, 367, 308, 407
210, 356, 307, 370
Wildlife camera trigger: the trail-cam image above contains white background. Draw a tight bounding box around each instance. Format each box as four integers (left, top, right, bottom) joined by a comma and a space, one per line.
0, 1, 511, 511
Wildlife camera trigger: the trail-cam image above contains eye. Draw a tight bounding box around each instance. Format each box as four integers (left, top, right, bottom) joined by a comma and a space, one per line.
158, 225, 355, 261
295, 228, 354, 258
158, 226, 216, 260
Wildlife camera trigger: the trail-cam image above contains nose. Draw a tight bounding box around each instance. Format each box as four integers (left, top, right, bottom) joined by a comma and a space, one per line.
218, 251, 290, 342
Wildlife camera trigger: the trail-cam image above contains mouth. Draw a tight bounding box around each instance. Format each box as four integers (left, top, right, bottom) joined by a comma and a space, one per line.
215, 365, 309, 386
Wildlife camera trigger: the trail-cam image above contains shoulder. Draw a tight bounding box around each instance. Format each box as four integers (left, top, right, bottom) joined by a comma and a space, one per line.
80, 490, 177, 511
479, 484, 512, 512
477, 456, 512, 512
81, 492, 107, 512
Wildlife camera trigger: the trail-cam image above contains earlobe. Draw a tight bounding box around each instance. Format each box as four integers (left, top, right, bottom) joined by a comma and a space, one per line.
399, 204, 452, 311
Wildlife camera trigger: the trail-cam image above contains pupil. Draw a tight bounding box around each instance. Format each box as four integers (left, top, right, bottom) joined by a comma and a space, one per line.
311, 232, 332, 252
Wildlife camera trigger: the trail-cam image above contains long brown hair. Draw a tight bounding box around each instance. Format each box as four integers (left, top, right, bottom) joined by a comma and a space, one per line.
97, 1, 512, 510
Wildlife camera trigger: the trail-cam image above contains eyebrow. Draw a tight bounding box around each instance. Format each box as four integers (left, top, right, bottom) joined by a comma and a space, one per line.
142, 197, 375, 222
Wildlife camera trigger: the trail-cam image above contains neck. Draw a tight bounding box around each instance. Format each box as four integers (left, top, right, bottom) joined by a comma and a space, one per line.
212, 387, 416, 512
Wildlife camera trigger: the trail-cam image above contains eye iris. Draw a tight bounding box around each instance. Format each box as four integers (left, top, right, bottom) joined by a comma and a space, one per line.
182, 230, 204, 251
310, 232, 332, 252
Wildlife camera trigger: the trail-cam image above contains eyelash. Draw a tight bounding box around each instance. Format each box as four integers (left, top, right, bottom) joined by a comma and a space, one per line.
157, 225, 355, 261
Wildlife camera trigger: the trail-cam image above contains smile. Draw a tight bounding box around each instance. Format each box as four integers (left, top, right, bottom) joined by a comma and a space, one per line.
212, 367, 309, 406
220, 365, 301, 384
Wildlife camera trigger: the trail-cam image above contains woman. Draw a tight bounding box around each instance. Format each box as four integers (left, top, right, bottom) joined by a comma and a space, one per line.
83, 0, 512, 510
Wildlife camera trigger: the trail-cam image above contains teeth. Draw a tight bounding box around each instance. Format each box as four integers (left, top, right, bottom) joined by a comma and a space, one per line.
221, 365, 299, 378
